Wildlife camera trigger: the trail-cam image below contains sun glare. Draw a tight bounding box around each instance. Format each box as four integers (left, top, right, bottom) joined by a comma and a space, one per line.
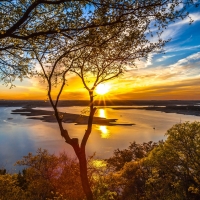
97, 109, 110, 138
99, 126, 110, 138
99, 109, 106, 118
95, 84, 110, 95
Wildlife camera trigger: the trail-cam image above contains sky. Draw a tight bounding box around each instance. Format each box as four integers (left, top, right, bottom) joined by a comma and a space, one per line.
1, 6, 200, 100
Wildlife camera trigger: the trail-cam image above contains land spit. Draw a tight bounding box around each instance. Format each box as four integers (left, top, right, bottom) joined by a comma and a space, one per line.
11, 108, 134, 126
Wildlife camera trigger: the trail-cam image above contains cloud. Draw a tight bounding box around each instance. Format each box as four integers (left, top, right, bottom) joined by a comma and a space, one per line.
150, 12, 199, 40
170, 12, 200, 27
165, 44, 200, 53
120, 50, 200, 93
130, 53, 155, 69
157, 55, 175, 62
170, 52, 200, 68
150, 12, 200, 46
133, 12, 200, 70
145, 53, 153, 68
115, 76, 200, 100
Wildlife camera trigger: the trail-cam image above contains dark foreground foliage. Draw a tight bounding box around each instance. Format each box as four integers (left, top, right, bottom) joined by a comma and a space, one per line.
1, 122, 200, 200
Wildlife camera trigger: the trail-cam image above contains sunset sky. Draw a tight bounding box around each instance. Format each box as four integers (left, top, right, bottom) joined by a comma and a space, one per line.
1, 7, 200, 100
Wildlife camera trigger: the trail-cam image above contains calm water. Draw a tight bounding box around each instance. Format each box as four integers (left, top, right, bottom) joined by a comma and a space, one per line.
0, 106, 200, 172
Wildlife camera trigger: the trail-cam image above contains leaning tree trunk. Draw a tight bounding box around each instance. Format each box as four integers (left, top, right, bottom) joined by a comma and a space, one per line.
79, 90, 96, 200
71, 144, 93, 200
78, 148, 94, 200
51, 89, 95, 200
71, 90, 95, 200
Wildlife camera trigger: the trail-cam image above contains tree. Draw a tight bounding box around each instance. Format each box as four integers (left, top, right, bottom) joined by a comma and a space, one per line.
145, 121, 200, 200
0, 173, 27, 200
106, 141, 159, 171
32, 20, 165, 198
16, 148, 86, 200
30, 35, 94, 198
104, 141, 160, 200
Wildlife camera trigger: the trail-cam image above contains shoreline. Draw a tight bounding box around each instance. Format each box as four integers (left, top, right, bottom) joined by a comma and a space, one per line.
111, 106, 200, 117
11, 108, 135, 126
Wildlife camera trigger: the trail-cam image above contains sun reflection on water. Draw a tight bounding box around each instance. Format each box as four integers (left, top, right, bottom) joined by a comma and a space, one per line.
97, 109, 110, 138
99, 125, 110, 138
99, 109, 106, 118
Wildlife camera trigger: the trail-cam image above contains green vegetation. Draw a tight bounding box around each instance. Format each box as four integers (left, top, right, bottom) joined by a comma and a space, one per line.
1, 122, 200, 200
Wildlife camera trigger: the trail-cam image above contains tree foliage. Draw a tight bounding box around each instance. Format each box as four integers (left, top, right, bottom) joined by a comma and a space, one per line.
106, 141, 159, 171
0, 0, 199, 85
15, 148, 86, 200
0, 173, 27, 200
145, 121, 200, 200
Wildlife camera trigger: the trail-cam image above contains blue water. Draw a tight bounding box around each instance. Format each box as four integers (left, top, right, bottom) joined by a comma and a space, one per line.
0, 106, 200, 172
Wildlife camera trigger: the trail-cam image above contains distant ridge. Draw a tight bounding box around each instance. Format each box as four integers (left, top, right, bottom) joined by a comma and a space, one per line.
0, 100, 200, 107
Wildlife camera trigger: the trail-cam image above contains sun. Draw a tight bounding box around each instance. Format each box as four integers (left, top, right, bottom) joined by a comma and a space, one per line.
95, 83, 110, 95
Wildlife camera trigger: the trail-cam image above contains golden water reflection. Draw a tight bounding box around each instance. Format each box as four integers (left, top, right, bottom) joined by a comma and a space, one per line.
99, 109, 106, 118
99, 125, 110, 138
97, 109, 110, 138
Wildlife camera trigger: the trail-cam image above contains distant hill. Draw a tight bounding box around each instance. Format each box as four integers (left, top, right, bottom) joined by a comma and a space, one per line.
0, 100, 200, 107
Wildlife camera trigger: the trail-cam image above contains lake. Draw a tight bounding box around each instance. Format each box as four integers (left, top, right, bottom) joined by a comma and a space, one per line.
0, 106, 200, 172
